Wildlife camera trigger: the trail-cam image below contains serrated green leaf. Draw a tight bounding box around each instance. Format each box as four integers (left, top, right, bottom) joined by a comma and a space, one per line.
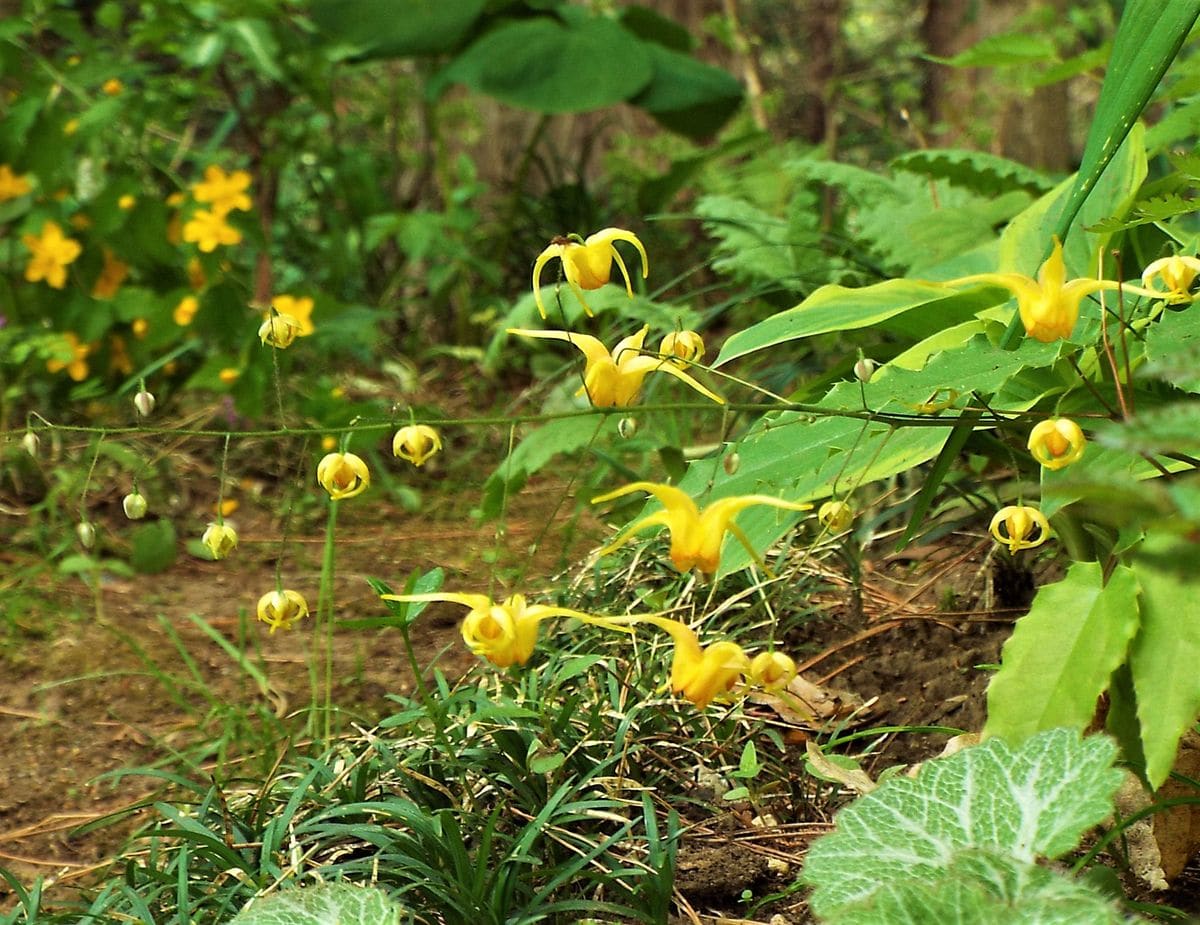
985, 563, 1139, 742
1129, 530, 1200, 789
801, 730, 1122, 919
933, 32, 1057, 68
714, 281, 999, 366
227, 883, 403, 925
891, 149, 1054, 196
1144, 305, 1200, 393
1095, 404, 1200, 456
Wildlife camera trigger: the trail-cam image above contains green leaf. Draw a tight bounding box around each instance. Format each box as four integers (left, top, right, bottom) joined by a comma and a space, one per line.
618, 4, 692, 51
931, 32, 1057, 68
226, 19, 283, 81
630, 43, 742, 140
1143, 305, 1200, 394
891, 149, 1054, 196
438, 17, 653, 114
227, 883, 404, 925
801, 729, 1122, 919
129, 521, 178, 575
1094, 403, 1200, 457
985, 563, 1139, 743
1129, 530, 1200, 789
895, 408, 982, 551
1051, 0, 1200, 243
310, 0, 486, 58
480, 415, 604, 520
714, 281, 998, 366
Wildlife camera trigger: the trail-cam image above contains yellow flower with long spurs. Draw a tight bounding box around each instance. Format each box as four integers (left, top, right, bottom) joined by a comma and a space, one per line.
378, 591, 633, 668
392, 424, 442, 467
532, 228, 648, 318
592, 481, 812, 575
1027, 418, 1086, 470
508, 325, 723, 407
989, 505, 1051, 554
1141, 254, 1200, 304
257, 589, 309, 634
942, 238, 1122, 343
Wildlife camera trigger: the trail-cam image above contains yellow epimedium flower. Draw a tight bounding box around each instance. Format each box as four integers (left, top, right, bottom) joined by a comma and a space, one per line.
23, 220, 82, 289
749, 650, 797, 691
817, 500, 854, 533
378, 591, 632, 669
659, 329, 705, 366
46, 332, 91, 381
192, 165, 253, 214
202, 522, 239, 559
532, 228, 648, 318
508, 325, 724, 408
91, 248, 129, 299
183, 208, 241, 252
0, 164, 32, 201
1141, 255, 1200, 304
256, 589, 309, 634
259, 311, 302, 348
270, 294, 314, 336
1027, 418, 1086, 470
942, 238, 1121, 343
592, 481, 813, 575
392, 425, 442, 467
989, 505, 1051, 554
317, 452, 370, 500
615, 615, 751, 710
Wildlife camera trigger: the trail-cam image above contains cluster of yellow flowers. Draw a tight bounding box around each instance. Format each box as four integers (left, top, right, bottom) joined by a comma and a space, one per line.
182, 165, 252, 253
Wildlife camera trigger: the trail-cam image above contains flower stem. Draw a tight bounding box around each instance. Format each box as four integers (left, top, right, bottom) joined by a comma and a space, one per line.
313, 497, 339, 745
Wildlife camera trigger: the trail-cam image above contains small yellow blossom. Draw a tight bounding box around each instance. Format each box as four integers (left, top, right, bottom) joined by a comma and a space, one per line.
258, 311, 301, 348
1027, 418, 1086, 470
183, 208, 241, 252
63, 119, 79, 136
256, 589, 308, 634
173, 295, 200, 326
989, 505, 1051, 554
0, 164, 32, 202
202, 522, 239, 559
192, 165, 253, 214
131, 318, 149, 339
658, 330, 705, 366
101, 78, 123, 96
316, 452, 370, 500
321, 435, 337, 452
166, 191, 186, 207
748, 651, 797, 691
23, 220, 82, 289
508, 325, 723, 408
117, 193, 136, 210
817, 500, 854, 534
218, 367, 240, 384
1141, 255, 1200, 304
592, 481, 812, 575
46, 332, 91, 381
392, 424, 442, 467
269, 294, 314, 337
69, 213, 92, 230
91, 248, 129, 299
218, 498, 239, 517
378, 591, 631, 669
532, 228, 648, 317
943, 238, 1121, 343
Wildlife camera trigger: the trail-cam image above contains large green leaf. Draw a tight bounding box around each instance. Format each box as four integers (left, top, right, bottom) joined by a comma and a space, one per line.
1051, 0, 1200, 242
802, 730, 1122, 919
985, 563, 1139, 743
1144, 304, 1200, 394
437, 17, 653, 113
714, 281, 1000, 366
629, 43, 743, 140
1129, 529, 1200, 789
310, 0, 486, 58
227, 883, 403, 925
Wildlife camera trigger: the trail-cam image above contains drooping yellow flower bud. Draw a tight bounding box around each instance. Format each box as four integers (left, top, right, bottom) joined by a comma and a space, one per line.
21, 431, 39, 458
989, 505, 1051, 554
748, 650, 797, 691
122, 491, 147, 520
817, 500, 854, 534
392, 425, 442, 467
201, 522, 238, 560
316, 452, 370, 500
1141, 255, 1200, 304
133, 389, 155, 417
659, 330, 705, 367
531, 228, 648, 317
259, 312, 301, 348
76, 521, 96, 549
256, 589, 308, 634
1027, 418, 1086, 470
